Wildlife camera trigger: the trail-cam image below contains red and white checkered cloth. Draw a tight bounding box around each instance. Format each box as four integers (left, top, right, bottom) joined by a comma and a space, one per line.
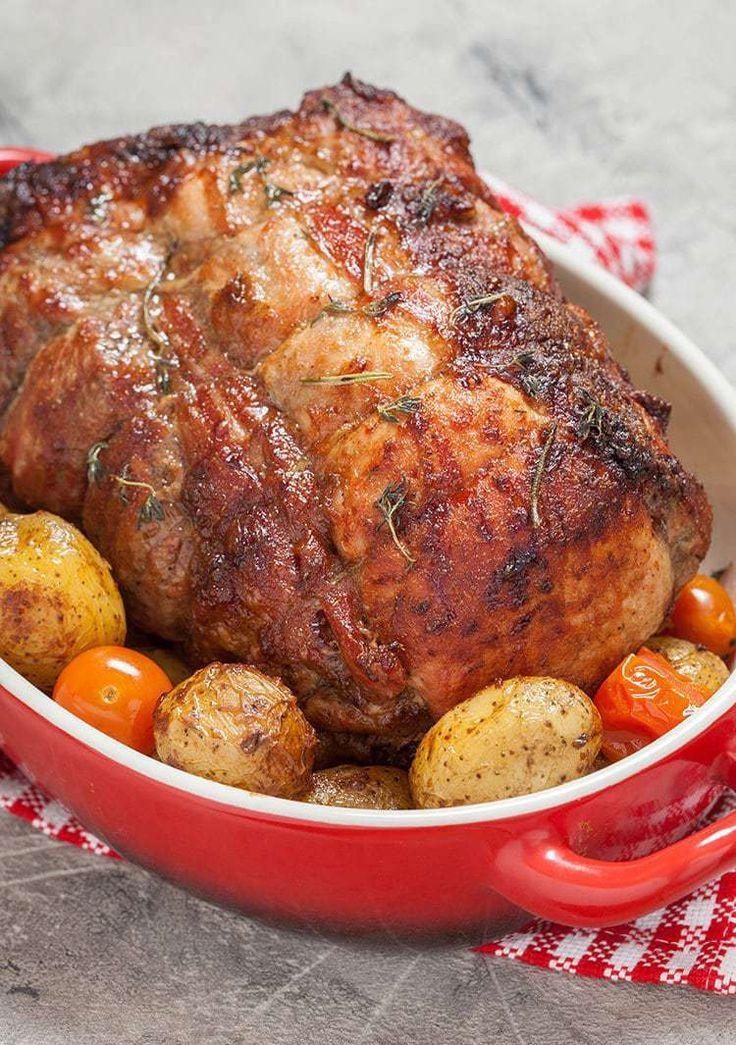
479, 790, 736, 995
2, 172, 733, 994
483, 173, 656, 292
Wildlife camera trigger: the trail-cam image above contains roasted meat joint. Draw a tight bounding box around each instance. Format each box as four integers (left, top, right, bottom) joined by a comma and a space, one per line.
0, 75, 711, 755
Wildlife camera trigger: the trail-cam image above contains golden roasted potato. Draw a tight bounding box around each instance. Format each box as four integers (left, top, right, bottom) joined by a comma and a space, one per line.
410, 677, 602, 808
134, 646, 191, 687
0, 509, 126, 691
300, 765, 413, 809
647, 635, 729, 696
153, 662, 316, 798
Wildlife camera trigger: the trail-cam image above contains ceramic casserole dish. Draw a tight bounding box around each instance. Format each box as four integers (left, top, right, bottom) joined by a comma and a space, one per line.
1, 148, 735, 940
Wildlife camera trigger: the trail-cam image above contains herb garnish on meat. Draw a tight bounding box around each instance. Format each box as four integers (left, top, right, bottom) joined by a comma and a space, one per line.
376, 479, 415, 563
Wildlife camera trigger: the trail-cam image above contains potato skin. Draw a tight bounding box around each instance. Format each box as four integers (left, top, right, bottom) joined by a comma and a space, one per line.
153, 662, 316, 798
647, 635, 729, 696
134, 646, 191, 687
0, 510, 126, 691
300, 765, 413, 809
410, 677, 602, 808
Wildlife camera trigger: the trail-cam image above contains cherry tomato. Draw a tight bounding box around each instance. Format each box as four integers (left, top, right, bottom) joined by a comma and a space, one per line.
594, 646, 710, 762
667, 574, 736, 656
53, 646, 172, 753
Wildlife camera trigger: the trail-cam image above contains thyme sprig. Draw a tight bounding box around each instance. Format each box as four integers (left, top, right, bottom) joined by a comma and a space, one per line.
530, 425, 557, 528
228, 156, 268, 194
302, 371, 392, 386
363, 291, 402, 317
450, 292, 512, 325
263, 180, 294, 207
377, 395, 421, 423
376, 478, 415, 563
154, 357, 177, 395
512, 353, 540, 398
513, 351, 535, 367
577, 392, 606, 442
416, 177, 442, 227
138, 492, 166, 526
363, 225, 379, 293
142, 258, 171, 354
142, 255, 178, 395
310, 296, 356, 326
310, 291, 402, 326
321, 97, 396, 144
113, 465, 165, 528
86, 440, 109, 485
228, 154, 294, 207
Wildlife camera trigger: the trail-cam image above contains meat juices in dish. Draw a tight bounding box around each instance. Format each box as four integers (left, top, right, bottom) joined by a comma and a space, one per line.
0, 75, 711, 756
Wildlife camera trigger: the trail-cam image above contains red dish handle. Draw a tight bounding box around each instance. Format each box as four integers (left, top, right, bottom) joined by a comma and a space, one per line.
492, 755, 736, 928
0, 147, 54, 176
493, 810, 736, 928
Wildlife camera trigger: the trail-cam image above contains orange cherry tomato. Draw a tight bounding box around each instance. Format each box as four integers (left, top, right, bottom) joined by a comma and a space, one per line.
594, 646, 710, 762
667, 573, 736, 656
53, 646, 172, 753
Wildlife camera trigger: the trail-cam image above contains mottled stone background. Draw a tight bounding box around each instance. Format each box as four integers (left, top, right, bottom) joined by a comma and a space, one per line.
0, 1, 734, 1042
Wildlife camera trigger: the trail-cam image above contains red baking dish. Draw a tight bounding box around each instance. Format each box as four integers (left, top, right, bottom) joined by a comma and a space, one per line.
0, 148, 54, 175
1, 147, 735, 940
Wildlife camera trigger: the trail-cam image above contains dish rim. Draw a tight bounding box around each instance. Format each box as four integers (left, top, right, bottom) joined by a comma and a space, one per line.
2, 231, 735, 831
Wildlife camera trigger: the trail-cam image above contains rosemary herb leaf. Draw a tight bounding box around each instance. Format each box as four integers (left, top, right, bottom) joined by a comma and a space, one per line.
228, 156, 268, 194
86, 440, 109, 485
113, 468, 163, 526
155, 358, 177, 395
512, 350, 540, 397
263, 180, 294, 207
519, 373, 541, 398
321, 97, 396, 144
363, 226, 379, 294
416, 177, 442, 227
377, 395, 421, 423
310, 297, 356, 326
363, 291, 402, 317
577, 392, 605, 442
530, 424, 557, 528
513, 351, 536, 368
302, 371, 392, 386
115, 464, 132, 506
451, 292, 511, 325
142, 258, 171, 353
229, 156, 293, 208
138, 492, 166, 528
376, 478, 415, 563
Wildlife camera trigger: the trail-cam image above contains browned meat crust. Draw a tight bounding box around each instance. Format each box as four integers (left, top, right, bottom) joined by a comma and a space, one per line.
0, 74, 711, 746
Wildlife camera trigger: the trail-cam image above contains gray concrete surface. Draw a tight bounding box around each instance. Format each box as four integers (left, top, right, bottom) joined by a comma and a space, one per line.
0, 0, 735, 1041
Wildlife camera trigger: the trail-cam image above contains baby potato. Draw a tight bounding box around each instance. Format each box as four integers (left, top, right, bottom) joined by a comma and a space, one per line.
300, 765, 413, 810
0, 509, 126, 691
154, 662, 317, 798
410, 677, 602, 808
647, 635, 729, 696
134, 646, 191, 687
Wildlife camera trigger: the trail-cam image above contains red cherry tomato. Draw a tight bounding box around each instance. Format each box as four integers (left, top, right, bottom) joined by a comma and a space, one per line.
53, 646, 172, 753
594, 646, 710, 762
667, 574, 736, 656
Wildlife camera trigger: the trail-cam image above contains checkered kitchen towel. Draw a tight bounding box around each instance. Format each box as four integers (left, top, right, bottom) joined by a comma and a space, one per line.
483, 173, 656, 292
478, 789, 736, 995
3, 169, 733, 994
